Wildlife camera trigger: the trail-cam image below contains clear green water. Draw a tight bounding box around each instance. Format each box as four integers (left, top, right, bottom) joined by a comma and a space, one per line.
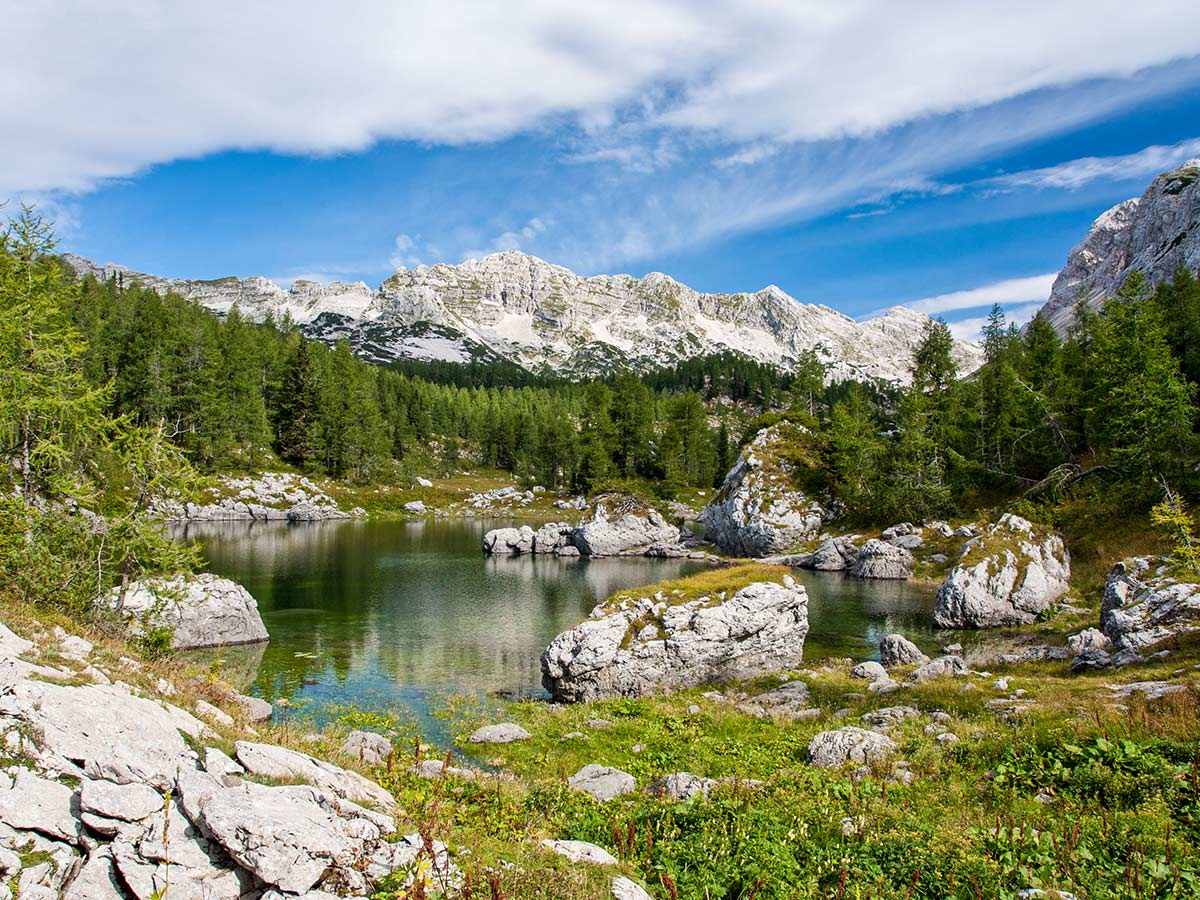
179, 519, 940, 736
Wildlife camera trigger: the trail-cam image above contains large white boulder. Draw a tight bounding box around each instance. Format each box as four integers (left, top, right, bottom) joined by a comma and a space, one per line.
700, 425, 825, 557
111, 573, 269, 649
850, 539, 914, 580
482, 525, 535, 555
571, 505, 681, 557
933, 515, 1070, 628
807, 727, 897, 768
542, 577, 809, 702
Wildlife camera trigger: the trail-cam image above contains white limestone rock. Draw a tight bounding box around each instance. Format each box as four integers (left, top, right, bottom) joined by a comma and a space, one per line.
1101, 557, 1200, 654
541, 839, 618, 865
801, 536, 859, 571
542, 578, 809, 702
79, 779, 163, 823
468, 723, 531, 744
907, 655, 970, 684
879, 634, 929, 668
808, 728, 897, 768
1038, 160, 1200, 335
571, 505, 682, 557
646, 772, 715, 801
110, 573, 269, 649
933, 514, 1070, 628
482, 526, 535, 555
0, 770, 81, 843
700, 425, 825, 557
342, 730, 393, 766
568, 764, 636, 802
234, 741, 397, 811
850, 539, 914, 580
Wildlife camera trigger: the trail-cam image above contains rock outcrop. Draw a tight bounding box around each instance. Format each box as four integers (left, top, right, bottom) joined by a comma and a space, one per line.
701, 425, 826, 557
0, 618, 422, 899
933, 514, 1070, 628
1038, 159, 1200, 335
1101, 557, 1200, 658
799, 536, 859, 571
542, 577, 809, 702
159, 472, 357, 523
807, 728, 897, 768
850, 539, 914, 580
111, 574, 269, 649
65, 250, 983, 384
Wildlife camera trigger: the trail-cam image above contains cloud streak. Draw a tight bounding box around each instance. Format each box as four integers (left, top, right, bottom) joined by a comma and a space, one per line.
3, 2, 1200, 195
988, 137, 1200, 190
903, 273, 1058, 317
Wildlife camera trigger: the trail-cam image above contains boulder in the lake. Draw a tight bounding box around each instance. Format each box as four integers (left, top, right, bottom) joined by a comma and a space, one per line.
933, 514, 1071, 628
808, 727, 897, 768
483, 525, 536, 555
850, 539, 914, 580
541, 577, 809, 702
533, 522, 575, 554
571, 504, 681, 557
109, 573, 269, 649
1101, 557, 1200, 654
700, 424, 826, 557
879, 633, 929, 668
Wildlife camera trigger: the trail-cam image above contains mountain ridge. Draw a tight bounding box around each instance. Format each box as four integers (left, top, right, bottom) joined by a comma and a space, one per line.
1039, 158, 1200, 333
63, 249, 983, 384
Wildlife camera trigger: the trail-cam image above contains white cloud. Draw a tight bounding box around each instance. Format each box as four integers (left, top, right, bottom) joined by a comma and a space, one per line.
948, 301, 1045, 341
460, 217, 549, 262
3, 2, 1199, 194
903, 273, 1058, 317
389, 233, 440, 269
987, 137, 1200, 190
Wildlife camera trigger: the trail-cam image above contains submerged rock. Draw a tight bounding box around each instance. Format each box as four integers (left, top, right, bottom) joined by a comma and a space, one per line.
541, 578, 809, 702
933, 514, 1070, 628
110, 573, 269, 649
700, 424, 825, 557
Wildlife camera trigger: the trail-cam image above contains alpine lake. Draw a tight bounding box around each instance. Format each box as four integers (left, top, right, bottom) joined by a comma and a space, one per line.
177, 518, 942, 743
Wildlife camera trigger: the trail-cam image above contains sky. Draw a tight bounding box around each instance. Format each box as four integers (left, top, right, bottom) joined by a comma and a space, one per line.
4, 2, 1200, 340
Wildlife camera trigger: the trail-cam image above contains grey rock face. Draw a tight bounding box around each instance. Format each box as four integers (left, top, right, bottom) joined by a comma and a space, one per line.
1038, 160, 1200, 335
412, 759, 475, 780
850, 539, 914, 580
112, 573, 269, 649
1101, 557, 1200, 654
1070, 648, 1113, 673
808, 727, 897, 768
738, 680, 814, 719
907, 655, 969, 684
343, 730, 393, 766
933, 514, 1070, 628
879, 634, 930, 668
468, 723, 531, 744
79, 779, 163, 823
62, 848, 125, 900
861, 706, 919, 727
572, 505, 681, 557
1067, 627, 1113, 654
568, 764, 636, 802
533, 522, 574, 554
701, 425, 825, 557
542, 578, 809, 702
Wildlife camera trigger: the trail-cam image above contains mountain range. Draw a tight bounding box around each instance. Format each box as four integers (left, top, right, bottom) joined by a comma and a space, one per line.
63, 251, 982, 385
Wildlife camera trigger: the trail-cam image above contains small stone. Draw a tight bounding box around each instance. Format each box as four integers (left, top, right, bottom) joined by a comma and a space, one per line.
541, 839, 617, 866
850, 661, 888, 682
468, 723, 531, 744
568, 764, 636, 802
646, 772, 714, 801
343, 731, 393, 766
612, 876, 654, 900
936, 732, 959, 746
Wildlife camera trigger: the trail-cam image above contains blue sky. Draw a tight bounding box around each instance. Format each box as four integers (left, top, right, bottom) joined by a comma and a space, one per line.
5, 2, 1200, 339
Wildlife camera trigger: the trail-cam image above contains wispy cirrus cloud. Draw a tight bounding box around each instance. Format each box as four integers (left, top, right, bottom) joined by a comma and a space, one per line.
903, 273, 1058, 317
987, 137, 1200, 190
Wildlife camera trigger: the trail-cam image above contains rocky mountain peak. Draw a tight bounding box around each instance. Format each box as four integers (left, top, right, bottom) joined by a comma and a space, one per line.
1039, 159, 1200, 333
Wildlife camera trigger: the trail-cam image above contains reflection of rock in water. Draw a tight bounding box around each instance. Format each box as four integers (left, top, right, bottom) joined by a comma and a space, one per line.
180, 641, 267, 691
